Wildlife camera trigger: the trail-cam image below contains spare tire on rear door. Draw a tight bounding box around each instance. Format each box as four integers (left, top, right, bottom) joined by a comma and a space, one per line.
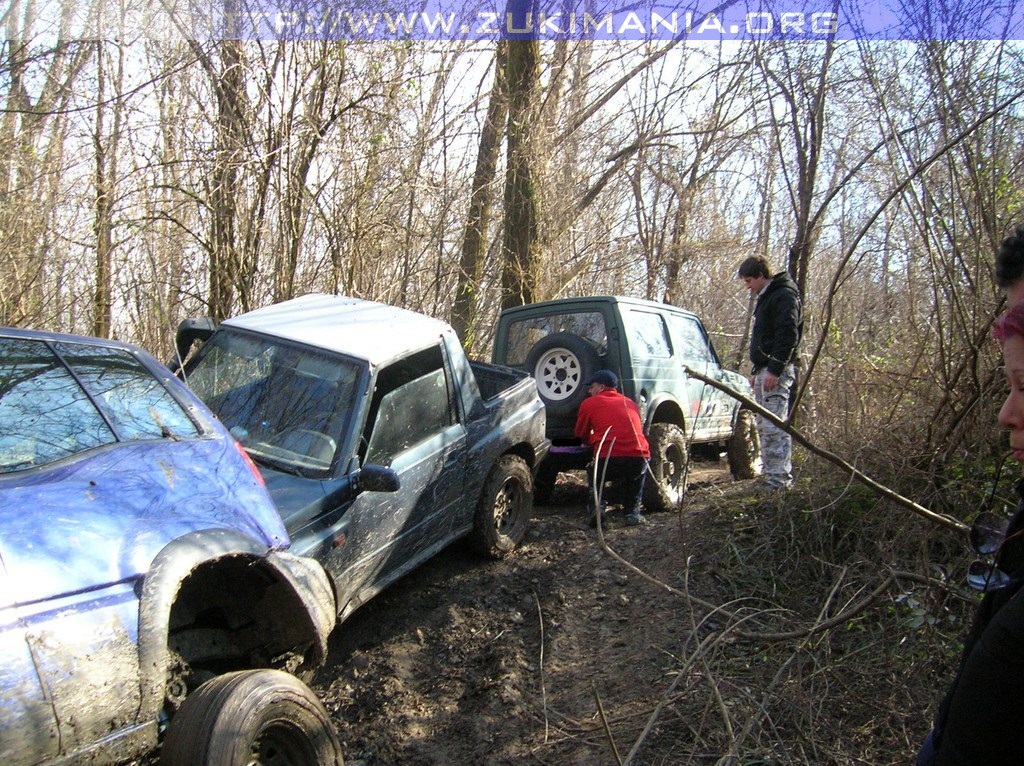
525, 332, 601, 417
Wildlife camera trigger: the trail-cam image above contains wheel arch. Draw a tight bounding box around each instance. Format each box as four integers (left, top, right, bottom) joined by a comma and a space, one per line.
137, 529, 336, 722
504, 441, 539, 471
644, 394, 685, 432
728, 400, 749, 428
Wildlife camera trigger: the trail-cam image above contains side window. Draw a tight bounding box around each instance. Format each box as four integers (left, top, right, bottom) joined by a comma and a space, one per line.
0, 339, 115, 472
669, 315, 715, 365
364, 346, 454, 465
626, 310, 671, 358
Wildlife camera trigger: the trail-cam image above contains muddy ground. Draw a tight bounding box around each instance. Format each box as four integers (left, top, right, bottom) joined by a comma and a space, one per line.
313, 461, 750, 766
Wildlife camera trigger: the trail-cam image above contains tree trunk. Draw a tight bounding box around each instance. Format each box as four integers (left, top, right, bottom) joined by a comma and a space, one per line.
210, 38, 246, 320
452, 41, 508, 348
92, 40, 122, 339
500, 11, 540, 311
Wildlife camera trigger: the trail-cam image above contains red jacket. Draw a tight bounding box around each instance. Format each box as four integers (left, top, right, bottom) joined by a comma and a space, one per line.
574, 389, 650, 459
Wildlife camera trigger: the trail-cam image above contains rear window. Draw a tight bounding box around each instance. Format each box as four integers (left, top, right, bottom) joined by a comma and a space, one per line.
0, 338, 199, 473
504, 311, 607, 366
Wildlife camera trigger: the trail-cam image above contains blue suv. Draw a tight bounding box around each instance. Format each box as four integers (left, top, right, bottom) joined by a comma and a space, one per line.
0, 328, 342, 765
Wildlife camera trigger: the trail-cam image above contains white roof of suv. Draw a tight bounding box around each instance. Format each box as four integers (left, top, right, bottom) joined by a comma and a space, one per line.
221, 294, 451, 367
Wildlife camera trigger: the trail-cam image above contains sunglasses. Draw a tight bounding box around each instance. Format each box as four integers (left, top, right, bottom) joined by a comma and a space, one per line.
967, 509, 1024, 591
970, 511, 1009, 556
966, 454, 1018, 592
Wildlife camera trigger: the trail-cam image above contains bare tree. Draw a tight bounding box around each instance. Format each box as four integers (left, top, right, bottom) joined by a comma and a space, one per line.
500, 0, 541, 309
0, 1, 91, 327
91, 39, 126, 338
452, 42, 507, 348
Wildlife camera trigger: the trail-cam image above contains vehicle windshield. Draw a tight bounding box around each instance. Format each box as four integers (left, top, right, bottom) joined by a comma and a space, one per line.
0, 337, 200, 473
185, 330, 362, 475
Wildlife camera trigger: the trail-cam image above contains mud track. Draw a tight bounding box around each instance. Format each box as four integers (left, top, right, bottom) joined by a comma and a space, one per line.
314, 463, 733, 765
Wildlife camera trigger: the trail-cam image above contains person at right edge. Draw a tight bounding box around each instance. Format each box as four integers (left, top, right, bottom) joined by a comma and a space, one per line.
917, 228, 1024, 765
917, 301, 1024, 765
737, 256, 802, 491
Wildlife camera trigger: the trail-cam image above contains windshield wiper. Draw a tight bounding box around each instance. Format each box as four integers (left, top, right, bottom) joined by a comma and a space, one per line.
247, 449, 305, 477
148, 406, 179, 440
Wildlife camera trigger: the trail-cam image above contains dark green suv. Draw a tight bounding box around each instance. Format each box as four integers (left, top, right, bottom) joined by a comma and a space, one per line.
492, 296, 760, 511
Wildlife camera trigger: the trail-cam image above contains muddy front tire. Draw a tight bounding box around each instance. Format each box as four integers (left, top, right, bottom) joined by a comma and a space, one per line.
643, 423, 689, 513
469, 455, 532, 558
160, 669, 343, 766
727, 409, 761, 479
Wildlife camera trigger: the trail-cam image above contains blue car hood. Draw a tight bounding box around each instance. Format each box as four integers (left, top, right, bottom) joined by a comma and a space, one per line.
0, 437, 287, 607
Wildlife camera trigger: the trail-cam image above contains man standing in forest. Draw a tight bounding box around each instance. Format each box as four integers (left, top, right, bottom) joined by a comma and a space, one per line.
738, 256, 802, 491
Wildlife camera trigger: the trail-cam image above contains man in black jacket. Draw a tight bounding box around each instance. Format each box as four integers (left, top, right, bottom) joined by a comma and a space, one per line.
738, 256, 802, 490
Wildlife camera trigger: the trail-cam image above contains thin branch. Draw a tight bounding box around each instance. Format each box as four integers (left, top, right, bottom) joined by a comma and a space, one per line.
683, 366, 967, 534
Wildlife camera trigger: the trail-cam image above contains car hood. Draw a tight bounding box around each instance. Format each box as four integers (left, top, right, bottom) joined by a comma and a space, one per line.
719, 369, 753, 397
0, 437, 287, 607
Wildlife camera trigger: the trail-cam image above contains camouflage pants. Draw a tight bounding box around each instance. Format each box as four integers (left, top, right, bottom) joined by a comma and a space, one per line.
754, 365, 795, 488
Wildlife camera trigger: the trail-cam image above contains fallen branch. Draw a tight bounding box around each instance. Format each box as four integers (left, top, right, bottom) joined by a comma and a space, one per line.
682, 366, 966, 534
534, 590, 550, 744
593, 682, 625, 765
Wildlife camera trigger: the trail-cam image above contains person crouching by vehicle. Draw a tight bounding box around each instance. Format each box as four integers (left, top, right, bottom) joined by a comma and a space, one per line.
574, 370, 650, 527
918, 302, 1024, 765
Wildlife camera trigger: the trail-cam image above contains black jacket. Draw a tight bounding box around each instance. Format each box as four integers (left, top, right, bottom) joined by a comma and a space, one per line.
749, 272, 802, 377
930, 479, 1024, 765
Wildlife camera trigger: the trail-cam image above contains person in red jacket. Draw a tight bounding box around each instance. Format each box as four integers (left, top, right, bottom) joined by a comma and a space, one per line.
574, 370, 651, 526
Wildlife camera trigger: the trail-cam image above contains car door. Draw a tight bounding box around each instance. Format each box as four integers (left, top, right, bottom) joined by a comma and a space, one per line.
624, 308, 723, 438
0, 549, 59, 764
668, 314, 734, 439
622, 307, 675, 404
325, 345, 468, 609
0, 338, 145, 762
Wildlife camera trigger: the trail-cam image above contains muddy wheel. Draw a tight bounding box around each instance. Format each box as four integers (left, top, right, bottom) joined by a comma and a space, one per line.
525, 332, 601, 417
727, 409, 762, 479
161, 669, 343, 766
469, 454, 532, 558
643, 423, 689, 513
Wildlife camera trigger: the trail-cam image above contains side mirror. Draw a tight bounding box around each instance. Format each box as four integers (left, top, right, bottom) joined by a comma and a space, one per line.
316, 465, 400, 515
353, 464, 401, 494
172, 318, 218, 370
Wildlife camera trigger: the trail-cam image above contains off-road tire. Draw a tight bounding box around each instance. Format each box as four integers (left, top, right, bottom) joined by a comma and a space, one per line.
525, 332, 601, 417
643, 423, 689, 513
726, 409, 761, 479
161, 669, 344, 766
468, 454, 532, 558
